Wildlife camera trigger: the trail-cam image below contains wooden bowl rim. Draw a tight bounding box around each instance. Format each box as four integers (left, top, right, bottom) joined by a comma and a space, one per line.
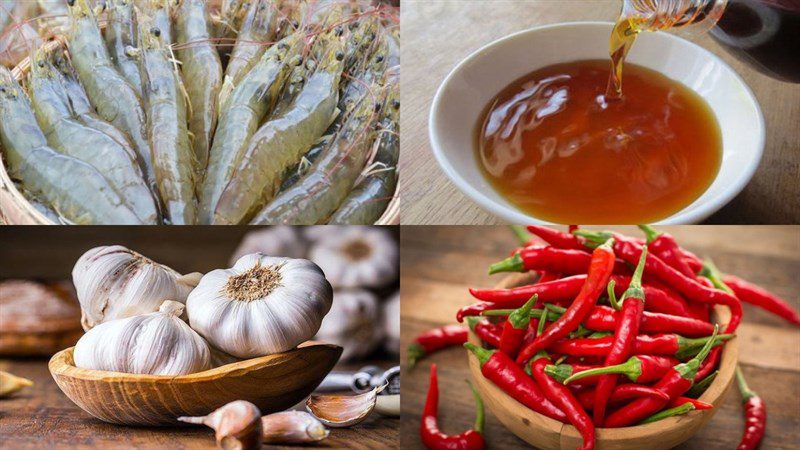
49, 340, 343, 384
467, 271, 738, 441
1, 38, 400, 225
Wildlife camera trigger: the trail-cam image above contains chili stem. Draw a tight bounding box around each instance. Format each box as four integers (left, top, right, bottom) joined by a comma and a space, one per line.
510, 225, 532, 246
686, 370, 719, 398
640, 403, 695, 424
735, 366, 757, 402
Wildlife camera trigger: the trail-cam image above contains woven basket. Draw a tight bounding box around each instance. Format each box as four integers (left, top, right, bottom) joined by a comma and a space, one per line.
0, 38, 400, 225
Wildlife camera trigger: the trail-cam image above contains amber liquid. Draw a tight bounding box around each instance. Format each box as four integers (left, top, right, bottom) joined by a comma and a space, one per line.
476, 60, 722, 224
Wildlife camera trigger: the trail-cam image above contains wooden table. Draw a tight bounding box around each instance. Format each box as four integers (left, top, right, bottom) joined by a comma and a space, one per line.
400, 226, 800, 449
0, 357, 398, 449
399, 0, 800, 224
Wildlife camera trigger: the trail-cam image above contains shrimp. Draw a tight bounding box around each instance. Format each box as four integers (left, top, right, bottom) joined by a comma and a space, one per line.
66, 0, 155, 191
136, 0, 175, 47
328, 78, 397, 224
0, 67, 142, 224
249, 81, 385, 224
139, 24, 197, 224
175, 0, 222, 169
105, 0, 142, 95
27, 48, 158, 224
212, 32, 346, 224
223, 0, 281, 87
198, 30, 302, 224
37, 0, 70, 34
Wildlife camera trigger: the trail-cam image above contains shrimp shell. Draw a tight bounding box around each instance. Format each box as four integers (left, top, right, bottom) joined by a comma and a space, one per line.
249, 81, 385, 224
136, 0, 176, 47
105, 0, 142, 95
175, 0, 222, 169
28, 50, 158, 224
66, 0, 155, 191
224, 0, 281, 86
212, 33, 345, 224
198, 31, 302, 224
139, 23, 197, 224
0, 68, 142, 224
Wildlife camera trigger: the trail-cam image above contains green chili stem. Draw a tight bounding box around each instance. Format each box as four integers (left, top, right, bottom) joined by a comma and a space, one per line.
640, 403, 695, 424
466, 380, 485, 434
509, 295, 538, 329
637, 224, 661, 244
463, 342, 492, 366
607, 279, 621, 310
686, 370, 718, 398
488, 253, 524, 275
537, 305, 549, 336
699, 259, 734, 295
735, 366, 757, 402
562, 356, 642, 384
510, 225, 532, 246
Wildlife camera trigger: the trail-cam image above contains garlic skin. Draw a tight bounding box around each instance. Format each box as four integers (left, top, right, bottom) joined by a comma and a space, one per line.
309, 227, 398, 288
315, 289, 382, 362
383, 291, 400, 355
72, 245, 199, 330
229, 226, 308, 264
73, 300, 211, 376
187, 254, 333, 359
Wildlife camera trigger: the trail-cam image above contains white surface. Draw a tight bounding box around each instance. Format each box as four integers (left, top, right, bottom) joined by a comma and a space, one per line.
429, 22, 765, 224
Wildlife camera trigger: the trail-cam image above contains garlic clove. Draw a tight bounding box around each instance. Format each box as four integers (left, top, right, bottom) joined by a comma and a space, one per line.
178, 400, 263, 450
306, 385, 383, 428
0, 370, 34, 398
375, 394, 400, 417
261, 411, 329, 444
177, 272, 203, 289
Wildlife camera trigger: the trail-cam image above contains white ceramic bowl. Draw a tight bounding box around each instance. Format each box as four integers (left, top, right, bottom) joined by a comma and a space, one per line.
429, 22, 765, 224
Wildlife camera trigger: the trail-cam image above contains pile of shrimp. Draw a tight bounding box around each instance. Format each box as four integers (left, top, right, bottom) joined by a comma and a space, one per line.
0, 0, 399, 225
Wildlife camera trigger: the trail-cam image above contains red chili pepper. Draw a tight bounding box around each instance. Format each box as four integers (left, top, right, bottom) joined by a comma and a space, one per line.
574, 231, 742, 334
465, 317, 502, 348
516, 240, 617, 365
488, 245, 628, 276
553, 355, 678, 385
735, 366, 766, 450
464, 343, 567, 422
537, 271, 562, 283
724, 275, 800, 327
639, 225, 696, 277
548, 333, 732, 359
527, 225, 586, 250
457, 302, 497, 322
498, 295, 536, 357
408, 325, 469, 369
420, 364, 485, 450
695, 348, 721, 382
668, 396, 713, 410
531, 354, 595, 450
576, 384, 670, 410
592, 248, 648, 425
603, 326, 720, 428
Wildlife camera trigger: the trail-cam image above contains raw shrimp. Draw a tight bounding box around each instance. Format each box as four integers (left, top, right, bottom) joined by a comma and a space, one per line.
198, 31, 302, 224
28, 49, 158, 224
175, 0, 222, 169
213, 33, 345, 224
139, 24, 196, 224
224, 0, 281, 87
249, 81, 385, 224
328, 79, 397, 224
136, 0, 175, 47
0, 67, 142, 224
279, 132, 332, 191
66, 0, 155, 190
105, 0, 142, 95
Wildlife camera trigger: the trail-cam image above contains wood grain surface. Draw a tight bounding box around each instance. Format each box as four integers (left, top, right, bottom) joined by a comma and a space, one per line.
399, 0, 800, 225
400, 226, 800, 449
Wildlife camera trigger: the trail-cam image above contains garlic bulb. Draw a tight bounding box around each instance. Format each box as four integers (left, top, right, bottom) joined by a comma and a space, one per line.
72, 245, 200, 330
315, 289, 382, 362
73, 300, 211, 376
309, 227, 398, 288
229, 226, 308, 264
186, 253, 333, 359
383, 291, 400, 355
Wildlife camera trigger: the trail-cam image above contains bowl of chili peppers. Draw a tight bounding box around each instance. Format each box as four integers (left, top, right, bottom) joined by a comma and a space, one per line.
410, 225, 787, 450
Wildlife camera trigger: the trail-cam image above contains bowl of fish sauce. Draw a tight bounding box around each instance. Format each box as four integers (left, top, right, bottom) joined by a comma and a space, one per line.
429, 22, 764, 224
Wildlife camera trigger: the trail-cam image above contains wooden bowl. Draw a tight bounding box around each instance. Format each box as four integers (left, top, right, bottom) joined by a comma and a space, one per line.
467, 272, 738, 450
49, 341, 342, 426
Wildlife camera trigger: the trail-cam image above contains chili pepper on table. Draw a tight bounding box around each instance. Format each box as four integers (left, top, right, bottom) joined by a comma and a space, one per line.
735, 366, 766, 450
515, 239, 617, 365
548, 333, 731, 359
465, 317, 502, 349
408, 325, 469, 369
668, 396, 713, 410
574, 231, 743, 334
530, 353, 595, 450
498, 295, 536, 358
551, 355, 678, 385
724, 274, 800, 326
420, 364, 486, 450
603, 326, 720, 428
575, 384, 670, 410
488, 245, 629, 276
463, 343, 567, 422
686, 370, 718, 398
527, 225, 586, 250
638, 225, 696, 278
639, 402, 696, 424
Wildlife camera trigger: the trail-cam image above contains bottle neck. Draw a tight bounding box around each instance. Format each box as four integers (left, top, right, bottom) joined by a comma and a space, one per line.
621, 0, 728, 34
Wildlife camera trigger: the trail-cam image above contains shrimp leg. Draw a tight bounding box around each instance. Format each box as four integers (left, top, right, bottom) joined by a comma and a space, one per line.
0, 68, 141, 224
175, 0, 222, 170
105, 0, 142, 95
66, 0, 155, 191
139, 23, 196, 224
